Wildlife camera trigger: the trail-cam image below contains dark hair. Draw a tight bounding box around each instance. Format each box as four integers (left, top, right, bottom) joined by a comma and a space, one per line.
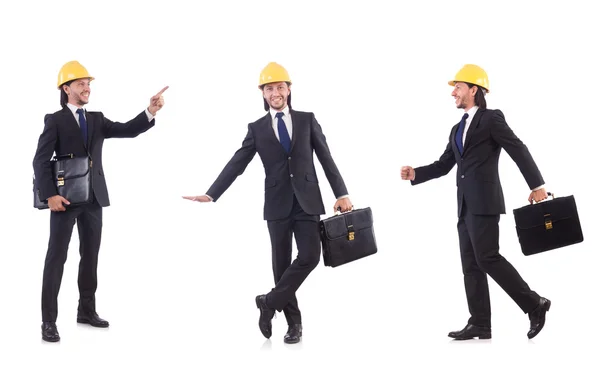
261, 82, 292, 111
467, 83, 487, 110
59, 81, 73, 107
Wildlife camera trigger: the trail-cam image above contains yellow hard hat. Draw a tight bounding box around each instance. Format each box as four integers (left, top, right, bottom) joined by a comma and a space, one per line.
57, 60, 94, 89
258, 62, 291, 88
448, 64, 489, 92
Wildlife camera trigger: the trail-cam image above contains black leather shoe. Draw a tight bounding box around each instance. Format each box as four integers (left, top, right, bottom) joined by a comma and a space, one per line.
255, 295, 275, 339
528, 297, 551, 339
448, 324, 491, 340
41, 322, 60, 342
77, 311, 109, 328
284, 324, 302, 344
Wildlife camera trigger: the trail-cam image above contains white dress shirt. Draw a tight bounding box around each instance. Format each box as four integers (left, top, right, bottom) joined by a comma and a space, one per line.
269, 106, 293, 141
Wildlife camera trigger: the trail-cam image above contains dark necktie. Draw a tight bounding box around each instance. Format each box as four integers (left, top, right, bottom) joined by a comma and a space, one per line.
455, 112, 469, 154
275, 112, 291, 153
76, 108, 88, 146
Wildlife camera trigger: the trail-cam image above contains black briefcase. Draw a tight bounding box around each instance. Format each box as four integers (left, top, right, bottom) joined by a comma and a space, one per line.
512, 193, 584, 256
319, 207, 377, 267
33, 154, 93, 210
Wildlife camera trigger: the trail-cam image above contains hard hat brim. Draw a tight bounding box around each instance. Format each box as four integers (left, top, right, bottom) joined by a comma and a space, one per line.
448, 79, 489, 93
57, 76, 95, 89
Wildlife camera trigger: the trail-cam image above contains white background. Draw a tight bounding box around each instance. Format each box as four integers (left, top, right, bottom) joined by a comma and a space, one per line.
0, 0, 597, 372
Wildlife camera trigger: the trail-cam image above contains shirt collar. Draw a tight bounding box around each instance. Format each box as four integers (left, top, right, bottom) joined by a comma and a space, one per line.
269, 105, 290, 120
465, 105, 478, 121
66, 102, 85, 117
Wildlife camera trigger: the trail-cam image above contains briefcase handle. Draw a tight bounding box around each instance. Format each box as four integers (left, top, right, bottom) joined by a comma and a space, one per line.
334, 205, 355, 215
530, 192, 555, 205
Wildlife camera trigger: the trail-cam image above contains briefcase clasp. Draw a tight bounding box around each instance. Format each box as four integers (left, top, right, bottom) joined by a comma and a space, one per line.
544, 214, 552, 230
348, 225, 355, 240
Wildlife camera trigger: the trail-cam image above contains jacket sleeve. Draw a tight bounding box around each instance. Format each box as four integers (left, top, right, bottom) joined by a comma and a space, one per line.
103, 110, 156, 138
32, 114, 58, 201
206, 124, 257, 202
489, 110, 544, 190
411, 137, 456, 185
310, 113, 349, 198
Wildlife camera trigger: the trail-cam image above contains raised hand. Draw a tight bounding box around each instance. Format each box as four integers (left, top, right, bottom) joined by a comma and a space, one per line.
148, 86, 169, 115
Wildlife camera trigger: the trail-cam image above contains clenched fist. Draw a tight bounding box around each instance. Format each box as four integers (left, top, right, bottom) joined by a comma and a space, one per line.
401, 166, 415, 181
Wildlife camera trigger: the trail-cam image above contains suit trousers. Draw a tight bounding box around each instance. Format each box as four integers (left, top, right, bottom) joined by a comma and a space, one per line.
457, 201, 540, 327
265, 195, 321, 325
41, 197, 103, 322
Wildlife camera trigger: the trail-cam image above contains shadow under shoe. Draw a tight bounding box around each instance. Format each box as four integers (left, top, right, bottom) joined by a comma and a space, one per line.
448, 324, 492, 340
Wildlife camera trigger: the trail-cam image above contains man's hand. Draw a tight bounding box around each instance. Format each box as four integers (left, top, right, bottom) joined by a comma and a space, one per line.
529, 188, 549, 204
182, 195, 212, 203
48, 195, 70, 212
148, 86, 169, 116
401, 166, 415, 181
334, 197, 353, 213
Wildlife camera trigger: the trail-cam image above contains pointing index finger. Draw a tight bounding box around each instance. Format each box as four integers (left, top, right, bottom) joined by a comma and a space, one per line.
153, 86, 169, 98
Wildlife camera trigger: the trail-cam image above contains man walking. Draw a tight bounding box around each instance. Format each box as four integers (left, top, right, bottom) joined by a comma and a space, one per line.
183, 62, 352, 344
400, 64, 551, 340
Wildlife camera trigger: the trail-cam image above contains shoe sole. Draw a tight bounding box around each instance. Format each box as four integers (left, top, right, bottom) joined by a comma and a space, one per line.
452, 333, 492, 340
42, 335, 60, 342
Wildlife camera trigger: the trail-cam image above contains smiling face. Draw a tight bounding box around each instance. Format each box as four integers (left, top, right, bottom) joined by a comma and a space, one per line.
262, 81, 290, 110
451, 81, 477, 111
63, 78, 91, 107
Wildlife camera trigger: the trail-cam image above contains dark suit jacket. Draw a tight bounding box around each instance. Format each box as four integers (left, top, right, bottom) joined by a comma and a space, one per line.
32, 106, 155, 207
411, 108, 544, 217
206, 109, 349, 221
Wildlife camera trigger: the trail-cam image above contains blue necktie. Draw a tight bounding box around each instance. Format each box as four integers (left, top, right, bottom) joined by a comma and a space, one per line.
276, 112, 291, 153
77, 108, 88, 146
455, 112, 469, 154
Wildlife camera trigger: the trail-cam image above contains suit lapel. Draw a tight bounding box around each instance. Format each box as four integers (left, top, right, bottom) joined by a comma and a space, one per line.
462, 108, 484, 152
61, 106, 91, 151
85, 110, 93, 150
261, 113, 283, 149
451, 122, 461, 158
289, 109, 298, 152
61, 106, 80, 133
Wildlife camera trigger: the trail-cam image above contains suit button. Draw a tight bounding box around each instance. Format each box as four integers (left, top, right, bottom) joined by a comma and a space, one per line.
461, 175, 465, 178
288, 157, 291, 160
290, 174, 294, 177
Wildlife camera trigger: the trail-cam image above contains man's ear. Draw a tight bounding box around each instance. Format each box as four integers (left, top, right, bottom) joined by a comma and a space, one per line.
471, 85, 478, 97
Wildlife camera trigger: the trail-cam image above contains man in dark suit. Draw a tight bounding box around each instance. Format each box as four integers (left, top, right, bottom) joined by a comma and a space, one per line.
183, 62, 352, 344
400, 64, 551, 340
32, 60, 168, 342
